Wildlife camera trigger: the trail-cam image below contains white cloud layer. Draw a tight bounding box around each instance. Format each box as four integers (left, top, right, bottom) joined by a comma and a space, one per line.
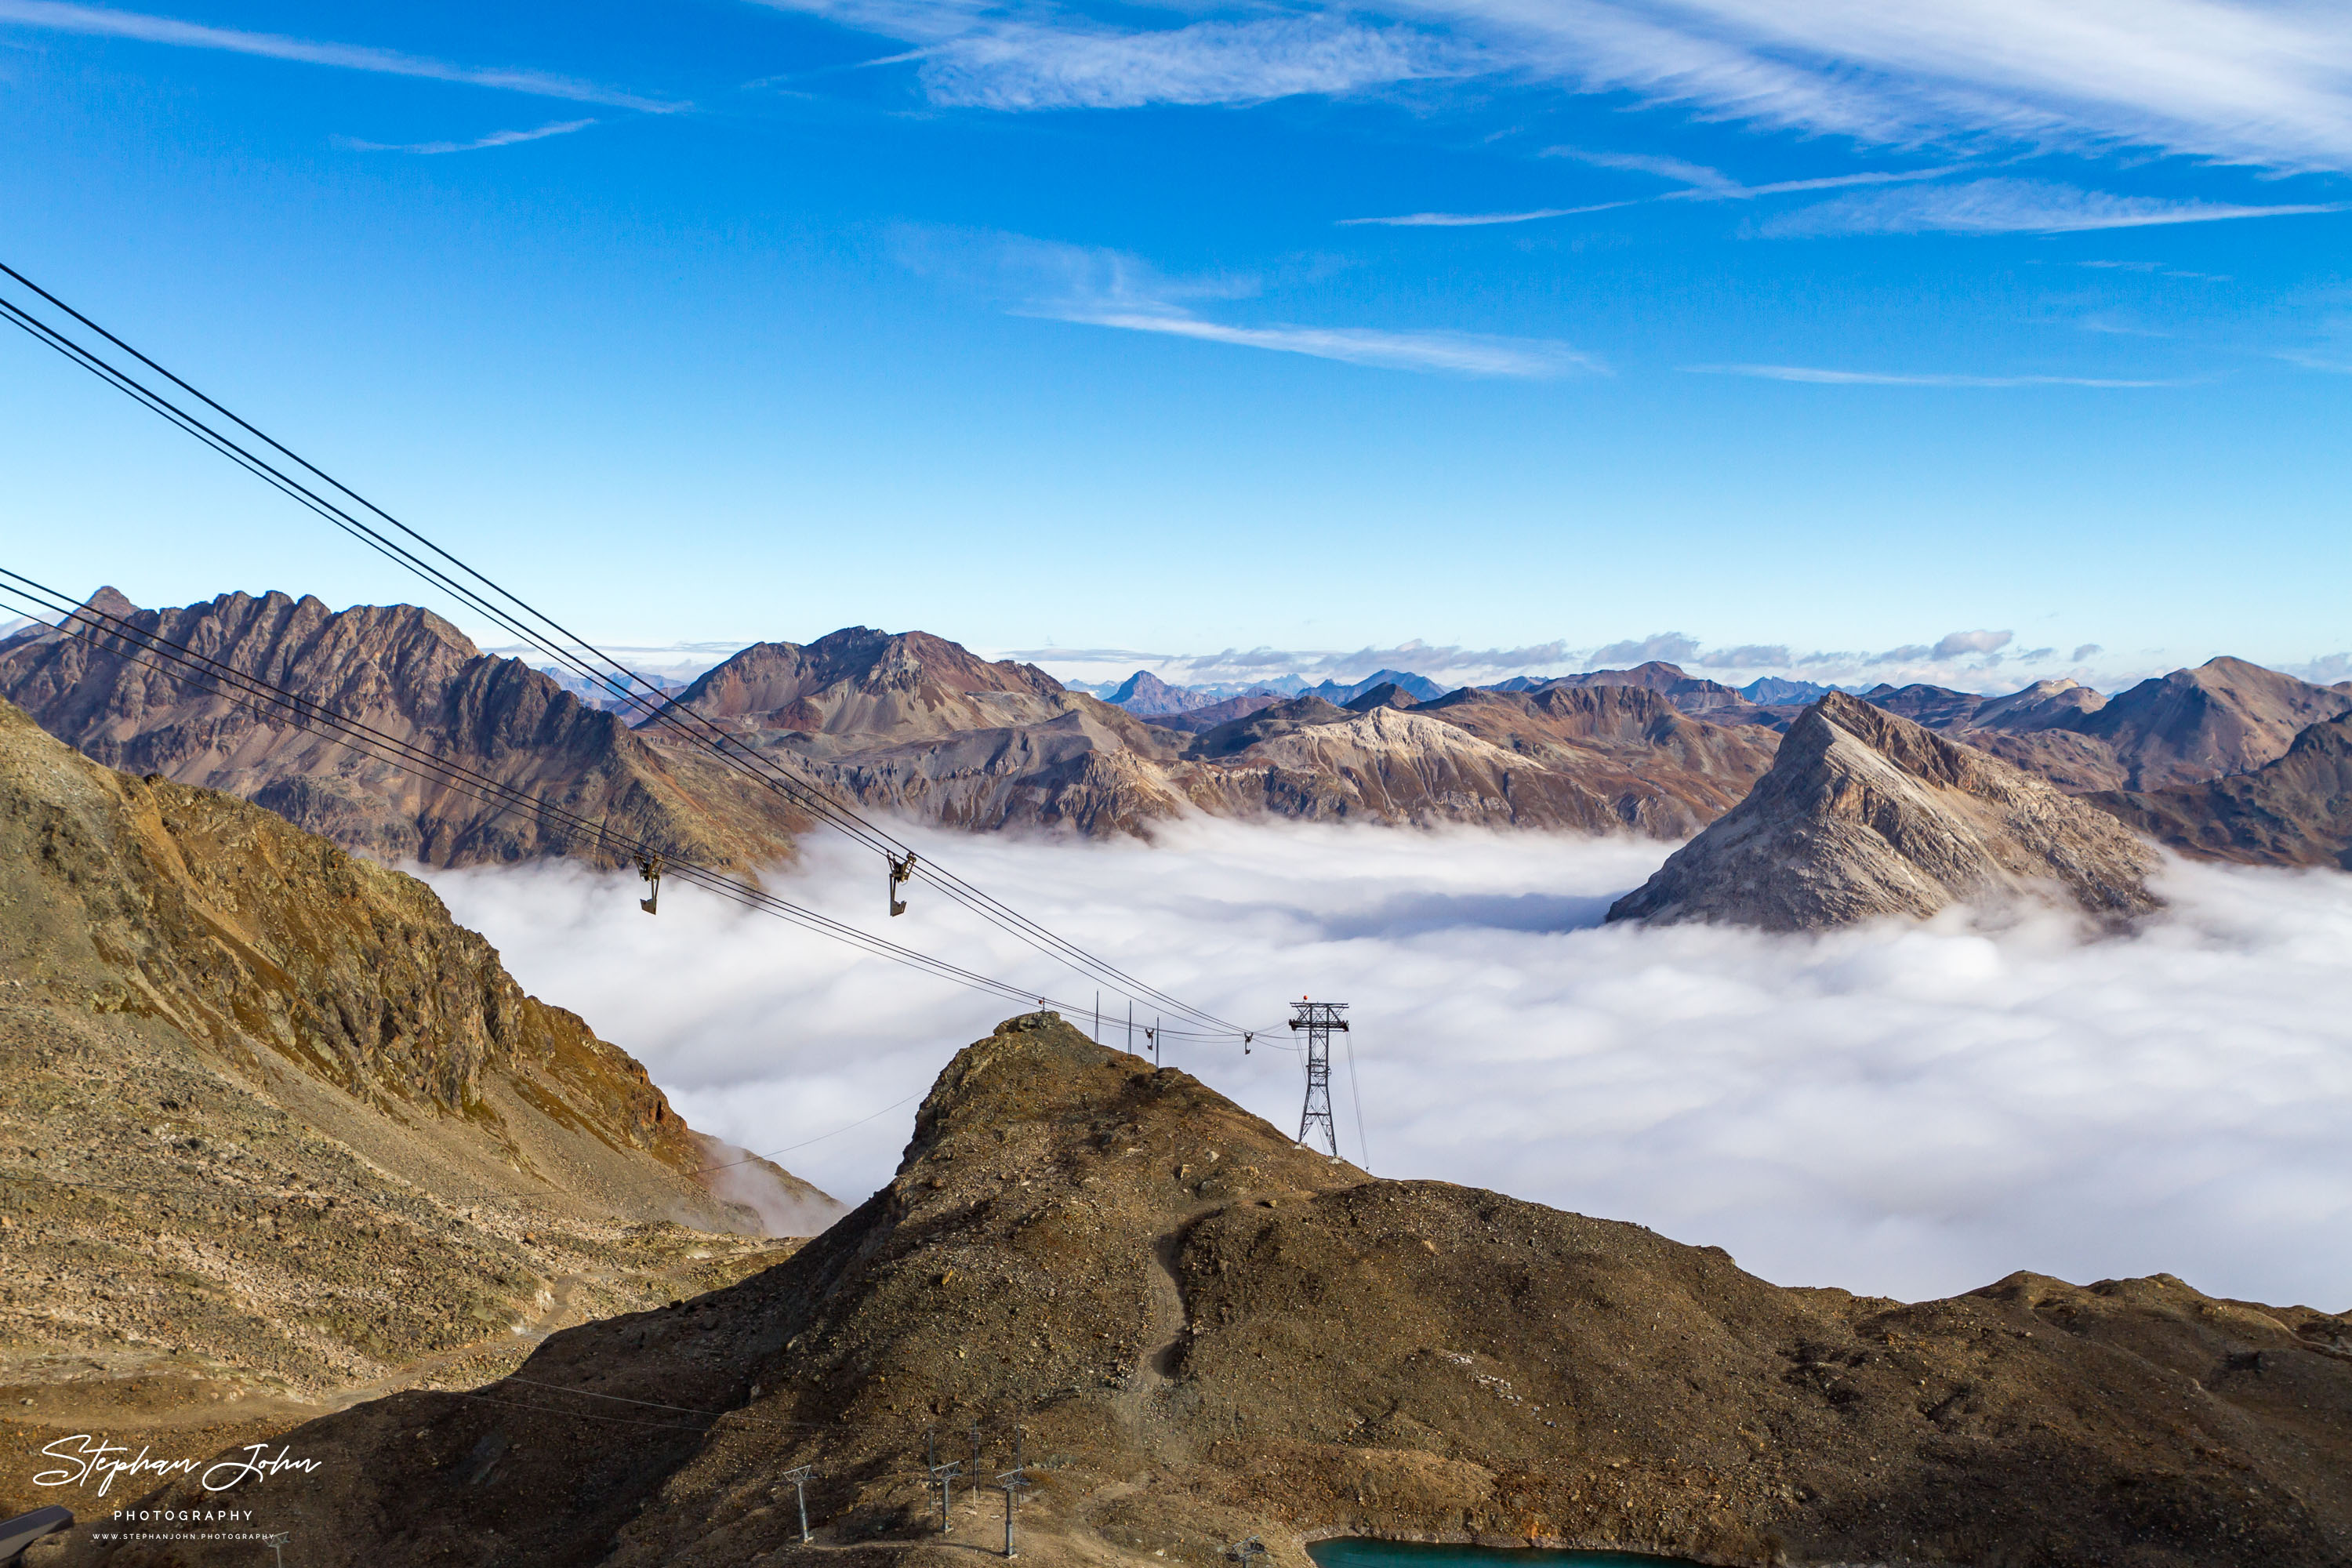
0, 0, 677, 110
429, 822, 2352, 1311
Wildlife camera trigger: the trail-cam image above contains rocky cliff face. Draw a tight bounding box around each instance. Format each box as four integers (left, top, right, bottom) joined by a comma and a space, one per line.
83, 1014, 2352, 1568
1609, 691, 2162, 931
0, 590, 803, 869
2090, 714, 2352, 870
0, 697, 837, 1474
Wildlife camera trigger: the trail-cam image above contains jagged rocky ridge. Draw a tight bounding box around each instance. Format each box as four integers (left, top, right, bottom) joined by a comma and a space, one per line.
677, 633, 1783, 838
75, 1013, 2352, 1568
0, 695, 837, 1495
1609, 691, 2163, 931
0, 590, 803, 869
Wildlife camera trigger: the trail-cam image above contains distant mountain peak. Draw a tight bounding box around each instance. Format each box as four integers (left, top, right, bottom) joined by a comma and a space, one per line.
1610, 691, 2161, 931
1108, 670, 1215, 716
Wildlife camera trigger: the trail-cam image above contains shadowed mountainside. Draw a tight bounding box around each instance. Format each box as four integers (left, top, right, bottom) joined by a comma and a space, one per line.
1609, 691, 2161, 931
0, 695, 838, 1508
0, 590, 804, 869
73, 1013, 2352, 1568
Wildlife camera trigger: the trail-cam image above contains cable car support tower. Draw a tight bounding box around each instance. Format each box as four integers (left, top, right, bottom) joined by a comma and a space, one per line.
1288, 1000, 1347, 1156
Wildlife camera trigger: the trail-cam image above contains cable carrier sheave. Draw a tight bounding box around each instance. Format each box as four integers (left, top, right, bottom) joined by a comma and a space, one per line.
0, 258, 1268, 1047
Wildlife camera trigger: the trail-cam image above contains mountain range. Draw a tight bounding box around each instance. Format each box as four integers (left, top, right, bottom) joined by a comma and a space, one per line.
9, 592, 2352, 899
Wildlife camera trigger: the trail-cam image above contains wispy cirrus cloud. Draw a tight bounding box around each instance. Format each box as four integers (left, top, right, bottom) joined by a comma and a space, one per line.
914, 16, 1469, 111
1344, 156, 1963, 227
897, 227, 1602, 378
1340, 200, 1637, 229
755, 0, 2352, 172
334, 118, 598, 155
1765, 176, 2348, 236
1062, 309, 1596, 376
1689, 362, 2182, 388
0, 0, 679, 110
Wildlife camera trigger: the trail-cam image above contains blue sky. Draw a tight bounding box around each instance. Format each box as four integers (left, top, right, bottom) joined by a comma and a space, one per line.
2, 0, 2350, 692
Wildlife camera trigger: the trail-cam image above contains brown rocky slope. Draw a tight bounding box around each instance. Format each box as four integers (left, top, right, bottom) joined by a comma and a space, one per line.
70, 1012, 2352, 1567
0, 696, 837, 1511
0, 590, 803, 869
1610, 692, 2162, 931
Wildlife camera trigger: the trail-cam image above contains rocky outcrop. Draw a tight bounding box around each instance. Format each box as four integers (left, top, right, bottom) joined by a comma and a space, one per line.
1609, 691, 2162, 931
0, 697, 839, 1438
0, 590, 803, 869
93, 1014, 2352, 1567
2090, 714, 2352, 869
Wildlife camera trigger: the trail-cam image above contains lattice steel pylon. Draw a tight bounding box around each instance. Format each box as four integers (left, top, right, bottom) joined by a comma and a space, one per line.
1288, 1000, 1348, 1155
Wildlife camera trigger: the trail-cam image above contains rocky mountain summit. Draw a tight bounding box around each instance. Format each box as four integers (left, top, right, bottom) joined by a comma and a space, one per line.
1609, 692, 2162, 931
78, 1014, 2352, 1567
0, 697, 837, 1507
0, 590, 801, 869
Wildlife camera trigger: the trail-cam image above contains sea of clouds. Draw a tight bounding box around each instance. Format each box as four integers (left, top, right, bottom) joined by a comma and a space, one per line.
426, 820, 2352, 1312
